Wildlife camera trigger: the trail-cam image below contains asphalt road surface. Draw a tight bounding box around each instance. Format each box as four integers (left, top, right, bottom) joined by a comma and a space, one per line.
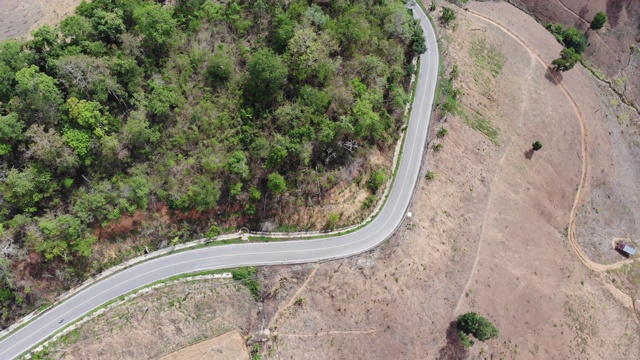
0, 3, 439, 359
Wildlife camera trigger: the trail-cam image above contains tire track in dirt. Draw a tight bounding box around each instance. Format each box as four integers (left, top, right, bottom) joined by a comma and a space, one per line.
464, 8, 632, 273
556, 0, 590, 25
453, 50, 535, 315
461, 8, 639, 320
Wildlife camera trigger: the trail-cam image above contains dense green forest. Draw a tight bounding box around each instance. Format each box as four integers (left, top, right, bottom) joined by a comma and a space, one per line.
0, 0, 424, 326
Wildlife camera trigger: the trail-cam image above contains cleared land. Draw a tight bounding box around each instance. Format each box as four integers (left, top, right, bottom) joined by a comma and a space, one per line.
40, 277, 258, 359
0, 0, 82, 41
158, 330, 249, 360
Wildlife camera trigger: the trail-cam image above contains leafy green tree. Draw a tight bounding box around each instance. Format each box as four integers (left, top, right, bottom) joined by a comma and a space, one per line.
247, 48, 288, 108
122, 108, 160, 152
532, 140, 543, 151
37, 214, 86, 260
552, 47, 581, 72
267, 173, 286, 194
286, 27, 337, 82
441, 7, 456, 26
111, 56, 144, 95
560, 26, 587, 54
12, 65, 63, 126
456, 312, 499, 341
29, 25, 59, 68
229, 182, 243, 198
271, 13, 296, 53
188, 176, 221, 210
3, 166, 57, 213
72, 181, 116, 223
73, 235, 97, 257
353, 96, 384, 141
91, 9, 126, 44
62, 128, 93, 161
409, 20, 427, 56
59, 15, 93, 45
134, 3, 177, 56
128, 176, 150, 210
591, 12, 607, 30
227, 151, 250, 179
335, 8, 371, 55
147, 78, 180, 117
458, 331, 474, 348
0, 40, 31, 102
368, 170, 387, 193
249, 186, 262, 202
0, 113, 25, 156
66, 97, 110, 137
267, 145, 288, 169
207, 52, 234, 84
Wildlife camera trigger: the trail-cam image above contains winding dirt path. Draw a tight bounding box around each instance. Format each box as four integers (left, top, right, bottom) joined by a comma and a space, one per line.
556, 0, 590, 25
457, 4, 640, 327
465, 7, 632, 275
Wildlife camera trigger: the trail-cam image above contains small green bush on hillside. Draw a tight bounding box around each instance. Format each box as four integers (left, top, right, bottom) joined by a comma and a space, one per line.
591, 12, 607, 30
456, 312, 499, 342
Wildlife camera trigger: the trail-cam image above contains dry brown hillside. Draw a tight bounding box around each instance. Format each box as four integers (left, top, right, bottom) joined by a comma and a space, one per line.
0, 0, 82, 41
508, 0, 640, 110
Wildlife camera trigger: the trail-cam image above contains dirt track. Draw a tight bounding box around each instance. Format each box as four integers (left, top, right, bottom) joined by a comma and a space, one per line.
465, 7, 633, 275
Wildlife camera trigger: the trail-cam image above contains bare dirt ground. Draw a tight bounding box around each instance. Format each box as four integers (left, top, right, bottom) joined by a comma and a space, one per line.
42, 277, 258, 359
507, 0, 640, 124
158, 330, 249, 360
507, 0, 640, 309
0, 0, 82, 42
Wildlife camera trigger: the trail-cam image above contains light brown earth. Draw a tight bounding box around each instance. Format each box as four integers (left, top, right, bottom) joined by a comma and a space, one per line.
0, 0, 82, 41
158, 330, 249, 360
42, 277, 258, 359
508, 0, 640, 112
11, 1, 640, 359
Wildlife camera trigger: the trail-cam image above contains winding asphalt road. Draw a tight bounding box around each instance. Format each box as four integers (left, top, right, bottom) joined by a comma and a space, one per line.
0, 3, 439, 359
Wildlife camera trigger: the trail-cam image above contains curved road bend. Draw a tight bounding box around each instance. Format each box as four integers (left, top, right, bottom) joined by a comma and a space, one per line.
0, 4, 439, 359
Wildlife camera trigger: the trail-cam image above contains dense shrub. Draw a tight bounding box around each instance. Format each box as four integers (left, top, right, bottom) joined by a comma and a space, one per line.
456, 312, 499, 342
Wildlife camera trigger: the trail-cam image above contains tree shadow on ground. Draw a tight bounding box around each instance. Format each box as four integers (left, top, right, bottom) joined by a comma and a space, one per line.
437, 321, 469, 360
545, 66, 563, 85
524, 149, 534, 160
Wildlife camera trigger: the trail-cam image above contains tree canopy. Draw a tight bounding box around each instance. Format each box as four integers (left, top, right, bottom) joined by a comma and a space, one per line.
591, 12, 607, 30
457, 312, 499, 342
552, 47, 582, 72
0, 0, 426, 328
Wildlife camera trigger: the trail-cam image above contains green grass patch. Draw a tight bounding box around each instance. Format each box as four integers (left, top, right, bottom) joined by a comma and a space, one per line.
469, 36, 505, 78
231, 267, 261, 300
464, 116, 499, 145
